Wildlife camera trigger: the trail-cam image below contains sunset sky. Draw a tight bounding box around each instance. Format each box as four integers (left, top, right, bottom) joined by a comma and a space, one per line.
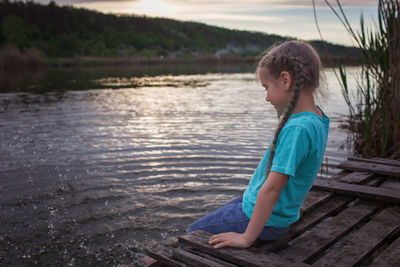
30, 0, 378, 46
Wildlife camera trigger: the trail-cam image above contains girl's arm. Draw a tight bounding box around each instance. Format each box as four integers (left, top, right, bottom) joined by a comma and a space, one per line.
209, 171, 289, 249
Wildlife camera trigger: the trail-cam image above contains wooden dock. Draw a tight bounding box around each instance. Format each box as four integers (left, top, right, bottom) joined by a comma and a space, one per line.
145, 157, 400, 266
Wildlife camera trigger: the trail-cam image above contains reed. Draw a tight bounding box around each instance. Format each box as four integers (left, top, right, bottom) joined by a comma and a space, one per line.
0, 45, 46, 72
323, 0, 400, 159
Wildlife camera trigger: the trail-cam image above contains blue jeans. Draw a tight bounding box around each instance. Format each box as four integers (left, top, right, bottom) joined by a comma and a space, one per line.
187, 196, 290, 241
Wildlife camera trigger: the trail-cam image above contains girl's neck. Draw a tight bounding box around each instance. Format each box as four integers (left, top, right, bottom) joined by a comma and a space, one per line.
291, 88, 323, 118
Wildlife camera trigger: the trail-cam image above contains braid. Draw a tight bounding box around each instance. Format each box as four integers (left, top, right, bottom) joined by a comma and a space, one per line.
264, 57, 306, 178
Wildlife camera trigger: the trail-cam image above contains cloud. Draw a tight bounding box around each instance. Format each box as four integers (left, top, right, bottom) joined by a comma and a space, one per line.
73, 0, 136, 2
199, 13, 284, 23
23, 0, 378, 46
270, 0, 377, 7
165, 0, 378, 7
26, 0, 378, 7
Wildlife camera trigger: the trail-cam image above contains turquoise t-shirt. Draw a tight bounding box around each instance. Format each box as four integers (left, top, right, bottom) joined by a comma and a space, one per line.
242, 105, 330, 227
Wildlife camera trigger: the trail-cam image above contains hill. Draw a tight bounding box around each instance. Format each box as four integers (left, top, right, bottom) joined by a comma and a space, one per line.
0, 0, 360, 65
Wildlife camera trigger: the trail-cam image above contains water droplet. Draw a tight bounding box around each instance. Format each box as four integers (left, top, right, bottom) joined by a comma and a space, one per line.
67, 257, 75, 266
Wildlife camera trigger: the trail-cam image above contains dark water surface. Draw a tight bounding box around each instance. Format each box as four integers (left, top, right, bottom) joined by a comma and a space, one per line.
0, 65, 356, 266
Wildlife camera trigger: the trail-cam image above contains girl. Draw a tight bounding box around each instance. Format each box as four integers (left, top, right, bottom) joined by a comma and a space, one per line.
187, 40, 330, 249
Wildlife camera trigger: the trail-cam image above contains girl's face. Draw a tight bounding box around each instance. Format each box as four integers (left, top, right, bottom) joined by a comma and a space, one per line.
259, 67, 292, 116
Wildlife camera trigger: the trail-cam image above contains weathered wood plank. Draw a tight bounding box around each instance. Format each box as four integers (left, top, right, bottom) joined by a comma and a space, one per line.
183, 247, 238, 267
379, 179, 400, 191
146, 244, 189, 267
348, 156, 400, 167
300, 189, 333, 215
277, 200, 380, 263
312, 179, 400, 203
255, 196, 352, 252
313, 206, 400, 266
371, 232, 400, 266
172, 248, 227, 267
338, 171, 375, 184
147, 261, 166, 267
329, 169, 352, 180
178, 230, 307, 267
364, 176, 386, 186
338, 160, 400, 177
371, 157, 400, 166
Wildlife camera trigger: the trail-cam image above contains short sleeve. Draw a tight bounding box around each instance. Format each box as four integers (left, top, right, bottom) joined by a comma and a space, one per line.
270, 126, 310, 177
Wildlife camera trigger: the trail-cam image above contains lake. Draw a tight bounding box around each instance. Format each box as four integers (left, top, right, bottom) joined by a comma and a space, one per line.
0, 64, 357, 266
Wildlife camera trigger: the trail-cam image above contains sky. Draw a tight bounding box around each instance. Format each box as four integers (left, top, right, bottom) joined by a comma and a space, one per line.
28, 0, 379, 46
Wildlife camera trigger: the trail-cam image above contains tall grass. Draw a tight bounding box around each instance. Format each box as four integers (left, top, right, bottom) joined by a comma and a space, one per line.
0, 45, 46, 71
320, 0, 399, 159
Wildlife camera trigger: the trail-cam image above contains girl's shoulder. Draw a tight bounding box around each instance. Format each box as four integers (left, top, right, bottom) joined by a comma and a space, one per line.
287, 107, 330, 127
283, 112, 329, 138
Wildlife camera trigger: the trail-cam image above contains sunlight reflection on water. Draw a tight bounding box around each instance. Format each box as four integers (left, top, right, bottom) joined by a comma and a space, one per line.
0, 67, 359, 265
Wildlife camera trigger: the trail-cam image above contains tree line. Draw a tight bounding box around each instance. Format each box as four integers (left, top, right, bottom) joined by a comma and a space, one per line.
0, 0, 360, 61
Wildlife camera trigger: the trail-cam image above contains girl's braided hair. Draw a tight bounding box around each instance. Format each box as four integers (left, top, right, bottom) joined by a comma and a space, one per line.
256, 40, 323, 179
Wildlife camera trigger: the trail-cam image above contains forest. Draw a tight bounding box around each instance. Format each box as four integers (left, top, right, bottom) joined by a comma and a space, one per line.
0, 0, 361, 65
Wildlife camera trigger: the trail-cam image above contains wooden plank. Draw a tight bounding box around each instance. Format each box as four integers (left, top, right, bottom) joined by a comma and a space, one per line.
178, 230, 307, 267
313, 206, 400, 266
146, 244, 189, 267
348, 156, 400, 167
371, 157, 400, 166
312, 179, 400, 203
364, 176, 386, 186
255, 196, 352, 252
299, 170, 356, 217
329, 169, 352, 180
300, 189, 333, 215
338, 171, 375, 184
371, 233, 400, 266
172, 248, 228, 267
147, 262, 166, 267
379, 179, 400, 191
277, 200, 380, 263
183, 247, 238, 267
338, 160, 400, 177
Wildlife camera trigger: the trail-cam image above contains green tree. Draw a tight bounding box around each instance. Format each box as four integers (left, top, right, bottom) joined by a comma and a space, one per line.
56, 33, 81, 57
1, 15, 30, 48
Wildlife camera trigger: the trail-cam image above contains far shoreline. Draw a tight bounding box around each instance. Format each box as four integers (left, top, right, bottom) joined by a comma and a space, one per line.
0, 45, 363, 73
47, 54, 363, 68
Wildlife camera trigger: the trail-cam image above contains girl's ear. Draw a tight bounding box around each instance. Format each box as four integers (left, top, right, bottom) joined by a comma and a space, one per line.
279, 71, 292, 91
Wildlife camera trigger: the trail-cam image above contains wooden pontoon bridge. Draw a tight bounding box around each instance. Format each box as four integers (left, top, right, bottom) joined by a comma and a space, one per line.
145, 157, 400, 266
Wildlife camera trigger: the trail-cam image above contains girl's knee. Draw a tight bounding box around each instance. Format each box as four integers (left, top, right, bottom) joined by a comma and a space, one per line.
187, 221, 200, 233
186, 225, 194, 234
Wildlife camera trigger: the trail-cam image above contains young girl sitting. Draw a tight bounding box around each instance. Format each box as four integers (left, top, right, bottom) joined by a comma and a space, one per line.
187, 40, 330, 249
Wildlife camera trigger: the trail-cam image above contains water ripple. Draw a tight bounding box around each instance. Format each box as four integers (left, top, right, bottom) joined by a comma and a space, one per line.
0, 69, 358, 265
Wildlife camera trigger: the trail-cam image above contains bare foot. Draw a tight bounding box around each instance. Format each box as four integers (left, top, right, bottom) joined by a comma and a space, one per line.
141, 256, 157, 266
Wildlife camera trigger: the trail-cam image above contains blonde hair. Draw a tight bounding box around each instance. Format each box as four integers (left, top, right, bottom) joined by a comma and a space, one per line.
256, 40, 326, 178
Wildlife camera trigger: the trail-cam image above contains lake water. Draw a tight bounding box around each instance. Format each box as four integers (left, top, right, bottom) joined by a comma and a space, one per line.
0, 65, 357, 266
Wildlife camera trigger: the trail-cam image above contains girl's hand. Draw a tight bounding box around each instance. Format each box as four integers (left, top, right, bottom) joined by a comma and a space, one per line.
208, 232, 253, 249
